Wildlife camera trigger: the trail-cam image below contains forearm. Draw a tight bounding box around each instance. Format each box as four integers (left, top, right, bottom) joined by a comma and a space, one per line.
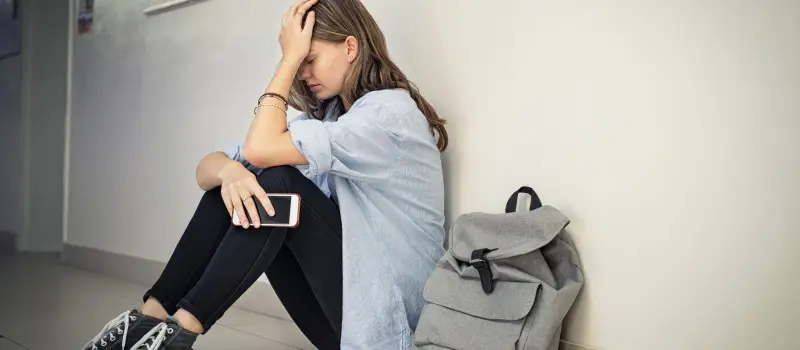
242, 58, 302, 165
195, 151, 241, 191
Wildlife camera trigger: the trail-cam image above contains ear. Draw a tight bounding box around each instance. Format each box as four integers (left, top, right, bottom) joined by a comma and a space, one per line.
344, 36, 359, 63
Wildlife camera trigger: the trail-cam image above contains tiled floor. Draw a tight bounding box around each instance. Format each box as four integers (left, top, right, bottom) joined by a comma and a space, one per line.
0, 252, 315, 350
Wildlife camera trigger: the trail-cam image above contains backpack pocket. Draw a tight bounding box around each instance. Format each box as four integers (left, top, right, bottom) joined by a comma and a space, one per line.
413, 266, 541, 350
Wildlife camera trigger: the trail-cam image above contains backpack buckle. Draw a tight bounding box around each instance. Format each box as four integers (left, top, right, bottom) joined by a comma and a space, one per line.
469, 248, 498, 294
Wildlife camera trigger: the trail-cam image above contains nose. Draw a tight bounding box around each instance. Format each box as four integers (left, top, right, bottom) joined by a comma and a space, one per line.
298, 62, 312, 80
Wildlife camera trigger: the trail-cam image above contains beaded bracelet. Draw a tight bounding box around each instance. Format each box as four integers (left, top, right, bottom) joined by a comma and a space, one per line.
254, 103, 287, 115
258, 92, 288, 106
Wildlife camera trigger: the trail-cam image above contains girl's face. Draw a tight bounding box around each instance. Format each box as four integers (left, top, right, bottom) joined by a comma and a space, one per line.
297, 38, 357, 100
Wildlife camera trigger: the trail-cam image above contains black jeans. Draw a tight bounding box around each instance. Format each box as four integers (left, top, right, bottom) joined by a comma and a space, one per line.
143, 166, 343, 349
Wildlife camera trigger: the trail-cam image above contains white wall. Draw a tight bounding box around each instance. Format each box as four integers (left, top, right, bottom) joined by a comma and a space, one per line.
0, 0, 23, 237
68, 0, 291, 261
67, 0, 800, 349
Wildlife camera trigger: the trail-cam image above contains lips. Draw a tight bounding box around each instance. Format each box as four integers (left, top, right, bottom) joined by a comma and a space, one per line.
308, 84, 322, 91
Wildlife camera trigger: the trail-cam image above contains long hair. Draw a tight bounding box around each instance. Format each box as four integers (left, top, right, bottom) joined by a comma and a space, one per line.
288, 0, 449, 151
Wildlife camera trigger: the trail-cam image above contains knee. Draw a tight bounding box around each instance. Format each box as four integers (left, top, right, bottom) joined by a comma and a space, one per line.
256, 166, 302, 192
201, 186, 222, 201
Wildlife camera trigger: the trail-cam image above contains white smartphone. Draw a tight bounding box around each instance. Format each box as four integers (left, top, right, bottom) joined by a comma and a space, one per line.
232, 193, 301, 228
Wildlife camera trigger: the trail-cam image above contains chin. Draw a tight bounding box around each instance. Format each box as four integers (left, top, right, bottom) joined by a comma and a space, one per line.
315, 91, 334, 99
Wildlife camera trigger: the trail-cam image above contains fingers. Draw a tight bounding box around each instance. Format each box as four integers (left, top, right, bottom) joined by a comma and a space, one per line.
287, 0, 308, 20
303, 10, 316, 33
294, 0, 313, 10
251, 184, 274, 217
228, 186, 249, 229
284, 0, 300, 23
296, 0, 318, 18
239, 189, 260, 229
221, 188, 234, 217
286, 0, 315, 25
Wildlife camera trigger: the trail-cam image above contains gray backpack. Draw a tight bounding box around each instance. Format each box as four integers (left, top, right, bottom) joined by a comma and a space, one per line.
413, 187, 584, 350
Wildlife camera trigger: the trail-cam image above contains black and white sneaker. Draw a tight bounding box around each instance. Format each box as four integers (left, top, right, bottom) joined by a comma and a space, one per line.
155, 316, 199, 350
83, 309, 164, 350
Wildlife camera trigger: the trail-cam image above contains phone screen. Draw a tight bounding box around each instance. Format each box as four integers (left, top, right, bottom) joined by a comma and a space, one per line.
248, 195, 293, 225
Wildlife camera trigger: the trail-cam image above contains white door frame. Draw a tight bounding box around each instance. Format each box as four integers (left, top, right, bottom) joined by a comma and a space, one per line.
16, 0, 72, 252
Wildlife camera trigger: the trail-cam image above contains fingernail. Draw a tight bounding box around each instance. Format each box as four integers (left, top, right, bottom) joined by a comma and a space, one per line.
254, 223, 260, 229
268, 209, 275, 217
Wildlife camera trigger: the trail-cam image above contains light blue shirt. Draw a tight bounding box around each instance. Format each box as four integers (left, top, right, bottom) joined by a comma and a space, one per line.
224, 89, 446, 349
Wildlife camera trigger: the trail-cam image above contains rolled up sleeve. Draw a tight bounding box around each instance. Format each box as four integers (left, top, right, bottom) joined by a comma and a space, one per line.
288, 102, 399, 182
222, 144, 261, 173
222, 113, 312, 174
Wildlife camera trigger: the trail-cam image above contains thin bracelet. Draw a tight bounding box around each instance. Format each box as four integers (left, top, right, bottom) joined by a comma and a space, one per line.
258, 92, 288, 106
254, 103, 287, 115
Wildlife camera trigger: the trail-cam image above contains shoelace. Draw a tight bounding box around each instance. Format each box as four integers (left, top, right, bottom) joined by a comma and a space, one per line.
84, 310, 136, 350
129, 323, 170, 350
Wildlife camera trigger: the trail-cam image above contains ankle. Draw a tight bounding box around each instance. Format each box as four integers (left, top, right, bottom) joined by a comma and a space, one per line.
141, 297, 168, 321
173, 309, 205, 334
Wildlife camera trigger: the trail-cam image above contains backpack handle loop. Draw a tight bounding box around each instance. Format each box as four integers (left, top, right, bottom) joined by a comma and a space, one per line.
505, 186, 543, 213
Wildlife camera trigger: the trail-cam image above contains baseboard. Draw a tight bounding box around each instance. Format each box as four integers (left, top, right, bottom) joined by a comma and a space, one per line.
560, 340, 600, 350
61, 244, 293, 322
0, 230, 17, 251
62, 243, 165, 286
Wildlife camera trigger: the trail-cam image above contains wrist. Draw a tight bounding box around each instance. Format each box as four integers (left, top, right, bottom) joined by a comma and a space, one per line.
279, 55, 303, 71
263, 57, 301, 102
217, 159, 243, 181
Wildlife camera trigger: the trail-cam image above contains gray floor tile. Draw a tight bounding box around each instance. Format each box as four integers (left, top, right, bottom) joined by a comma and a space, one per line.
217, 308, 314, 350
195, 325, 300, 350
0, 338, 27, 350
0, 252, 313, 350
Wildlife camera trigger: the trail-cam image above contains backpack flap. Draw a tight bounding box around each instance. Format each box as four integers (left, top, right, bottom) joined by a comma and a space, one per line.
448, 205, 570, 265
423, 262, 541, 320
415, 257, 543, 349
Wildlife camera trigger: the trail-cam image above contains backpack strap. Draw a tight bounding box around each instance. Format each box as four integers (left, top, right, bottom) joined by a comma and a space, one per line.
505, 186, 543, 213
469, 248, 498, 294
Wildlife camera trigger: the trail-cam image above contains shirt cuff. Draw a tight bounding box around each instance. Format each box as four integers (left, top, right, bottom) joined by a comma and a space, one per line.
288, 119, 333, 178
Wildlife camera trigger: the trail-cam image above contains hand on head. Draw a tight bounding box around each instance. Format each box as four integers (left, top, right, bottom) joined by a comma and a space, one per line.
279, 0, 318, 63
